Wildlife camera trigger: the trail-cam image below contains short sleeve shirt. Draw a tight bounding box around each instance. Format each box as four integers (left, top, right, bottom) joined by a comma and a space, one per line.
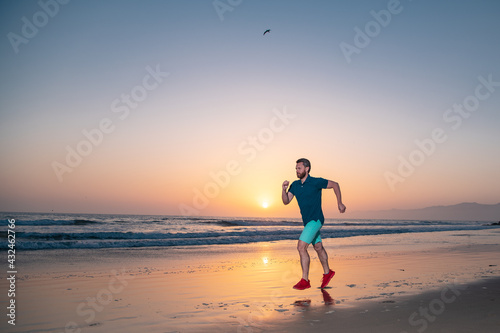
289, 175, 328, 225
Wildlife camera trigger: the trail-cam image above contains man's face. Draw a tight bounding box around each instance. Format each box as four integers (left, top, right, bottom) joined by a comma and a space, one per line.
296, 162, 308, 179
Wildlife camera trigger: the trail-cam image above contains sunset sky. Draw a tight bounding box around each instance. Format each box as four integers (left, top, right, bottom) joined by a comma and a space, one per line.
1, 0, 499, 218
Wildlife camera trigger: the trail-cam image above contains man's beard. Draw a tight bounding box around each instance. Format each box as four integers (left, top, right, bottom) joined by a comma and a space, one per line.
296, 170, 306, 179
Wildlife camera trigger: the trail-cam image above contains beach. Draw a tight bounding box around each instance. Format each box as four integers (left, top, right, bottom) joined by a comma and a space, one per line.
2, 1, 500, 332
1, 227, 499, 332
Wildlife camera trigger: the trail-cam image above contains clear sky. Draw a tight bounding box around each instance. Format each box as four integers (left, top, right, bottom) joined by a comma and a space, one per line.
1, 0, 499, 218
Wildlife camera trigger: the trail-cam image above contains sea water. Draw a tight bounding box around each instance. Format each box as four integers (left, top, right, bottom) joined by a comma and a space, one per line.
0, 212, 496, 250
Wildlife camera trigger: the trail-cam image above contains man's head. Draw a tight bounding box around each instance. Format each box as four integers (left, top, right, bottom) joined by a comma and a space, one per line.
296, 158, 311, 179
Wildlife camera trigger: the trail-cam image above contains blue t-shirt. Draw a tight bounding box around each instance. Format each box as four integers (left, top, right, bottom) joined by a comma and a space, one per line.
289, 175, 328, 225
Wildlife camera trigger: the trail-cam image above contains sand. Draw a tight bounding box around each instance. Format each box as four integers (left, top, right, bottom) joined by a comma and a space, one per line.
1, 228, 499, 332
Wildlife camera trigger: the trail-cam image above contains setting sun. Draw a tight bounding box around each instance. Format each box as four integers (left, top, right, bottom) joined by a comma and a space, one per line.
262, 202, 269, 209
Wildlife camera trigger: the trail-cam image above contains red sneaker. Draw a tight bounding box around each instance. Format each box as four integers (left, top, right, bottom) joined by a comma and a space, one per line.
320, 270, 335, 289
293, 278, 311, 290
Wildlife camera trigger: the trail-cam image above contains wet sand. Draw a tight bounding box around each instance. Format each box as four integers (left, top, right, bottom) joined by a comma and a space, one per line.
1, 228, 499, 332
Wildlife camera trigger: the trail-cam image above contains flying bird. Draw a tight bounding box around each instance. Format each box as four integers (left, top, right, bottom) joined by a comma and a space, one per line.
263, 29, 271, 36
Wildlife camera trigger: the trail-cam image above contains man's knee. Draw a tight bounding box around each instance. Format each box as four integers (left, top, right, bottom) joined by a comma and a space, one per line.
297, 240, 309, 252
313, 242, 324, 252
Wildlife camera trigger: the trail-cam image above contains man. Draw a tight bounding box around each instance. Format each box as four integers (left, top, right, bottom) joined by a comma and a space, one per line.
282, 158, 346, 290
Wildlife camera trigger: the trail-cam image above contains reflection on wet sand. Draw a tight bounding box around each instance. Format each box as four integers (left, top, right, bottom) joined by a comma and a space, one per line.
294, 289, 334, 307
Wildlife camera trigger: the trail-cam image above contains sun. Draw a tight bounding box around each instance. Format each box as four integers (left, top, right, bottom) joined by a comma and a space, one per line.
261, 201, 269, 209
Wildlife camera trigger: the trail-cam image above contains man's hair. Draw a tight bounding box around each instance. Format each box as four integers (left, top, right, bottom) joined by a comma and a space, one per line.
296, 158, 311, 172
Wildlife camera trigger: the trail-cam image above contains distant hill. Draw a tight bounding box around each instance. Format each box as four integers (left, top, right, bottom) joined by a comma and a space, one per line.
349, 202, 500, 221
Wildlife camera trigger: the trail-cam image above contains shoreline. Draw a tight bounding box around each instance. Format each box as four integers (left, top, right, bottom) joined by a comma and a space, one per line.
2, 229, 499, 332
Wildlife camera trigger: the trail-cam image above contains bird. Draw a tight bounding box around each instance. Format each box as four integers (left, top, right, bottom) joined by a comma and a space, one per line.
263, 29, 271, 36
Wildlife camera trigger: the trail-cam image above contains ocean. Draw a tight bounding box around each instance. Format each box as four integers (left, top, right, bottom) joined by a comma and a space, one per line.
1, 212, 497, 251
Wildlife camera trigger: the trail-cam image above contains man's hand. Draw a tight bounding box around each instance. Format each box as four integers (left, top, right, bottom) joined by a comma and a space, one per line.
282, 180, 289, 192
338, 203, 346, 213
282, 180, 293, 205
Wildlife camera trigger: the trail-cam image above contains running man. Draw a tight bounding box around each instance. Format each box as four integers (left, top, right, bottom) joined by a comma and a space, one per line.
282, 158, 346, 290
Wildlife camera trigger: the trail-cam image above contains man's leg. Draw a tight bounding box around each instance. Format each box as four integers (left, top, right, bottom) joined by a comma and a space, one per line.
313, 241, 330, 275
294, 220, 322, 289
297, 240, 310, 280
314, 240, 336, 288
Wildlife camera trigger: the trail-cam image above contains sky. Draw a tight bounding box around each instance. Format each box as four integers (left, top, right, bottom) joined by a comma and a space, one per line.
1, 0, 499, 218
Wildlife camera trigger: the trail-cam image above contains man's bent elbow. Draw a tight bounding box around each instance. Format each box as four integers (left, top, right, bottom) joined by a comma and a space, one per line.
327, 180, 339, 189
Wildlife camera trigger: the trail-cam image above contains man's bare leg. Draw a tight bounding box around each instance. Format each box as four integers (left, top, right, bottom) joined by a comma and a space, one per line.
297, 240, 310, 280
314, 241, 330, 275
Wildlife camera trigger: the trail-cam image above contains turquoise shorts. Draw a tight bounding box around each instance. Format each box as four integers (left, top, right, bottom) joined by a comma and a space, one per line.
299, 220, 322, 245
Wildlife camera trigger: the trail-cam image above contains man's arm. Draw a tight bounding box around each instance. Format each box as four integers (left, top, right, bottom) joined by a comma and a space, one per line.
327, 180, 346, 213
282, 180, 294, 205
